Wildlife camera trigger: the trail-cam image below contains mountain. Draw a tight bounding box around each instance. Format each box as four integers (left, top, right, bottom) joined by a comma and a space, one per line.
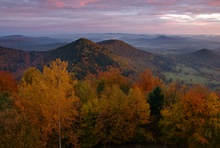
190, 49, 219, 60
0, 38, 120, 79
44, 38, 118, 79
180, 49, 220, 68
0, 46, 46, 77
0, 35, 67, 51
0, 38, 175, 80
98, 39, 153, 57
124, 35, 220, 54
98, 39, 174, 77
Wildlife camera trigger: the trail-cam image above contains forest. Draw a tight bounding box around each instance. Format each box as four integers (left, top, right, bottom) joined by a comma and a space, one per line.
1, 58, 220, 148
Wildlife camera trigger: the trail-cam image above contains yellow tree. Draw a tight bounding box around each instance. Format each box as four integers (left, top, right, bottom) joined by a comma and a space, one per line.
77, 68, 152, 147
163, 81, 187, 106
79, 84, 152, 147
97, 67, 131, 94
16, 59, 79, 147
160, 85, 220, 147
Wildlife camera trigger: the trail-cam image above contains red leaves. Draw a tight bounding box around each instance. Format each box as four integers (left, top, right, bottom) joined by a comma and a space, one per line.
0, 70, 17, 93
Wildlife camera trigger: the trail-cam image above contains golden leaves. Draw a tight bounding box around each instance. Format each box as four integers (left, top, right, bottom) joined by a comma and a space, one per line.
160, 85, 220, 147
16, 59, 79, 146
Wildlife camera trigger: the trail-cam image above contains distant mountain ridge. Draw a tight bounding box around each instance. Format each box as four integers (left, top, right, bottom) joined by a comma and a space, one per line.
0, 35, 68, 51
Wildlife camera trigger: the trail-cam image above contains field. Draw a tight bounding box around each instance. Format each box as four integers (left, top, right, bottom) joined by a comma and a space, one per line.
163, 64, 220, 90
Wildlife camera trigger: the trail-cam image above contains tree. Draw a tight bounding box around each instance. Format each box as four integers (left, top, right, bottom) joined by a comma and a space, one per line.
147, 86, 164, 141
135, 69, 162, 93
0, 108, 41, 148
77, 69, 153, 147
160, 85, 220, 147
0, 71, 17, 111
97, 67, 131, 94
163, 81, 186, 106
16, 59, 79, 147
0, 70, 17, 93
79, 85, 152, 146
148, 86, 164, 118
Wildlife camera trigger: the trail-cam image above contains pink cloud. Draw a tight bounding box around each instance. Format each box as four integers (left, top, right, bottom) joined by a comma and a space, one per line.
146, 0, 176, 5
79, 0, 99, 7
46, 0, 99, 8
47, 0, 65, 8
209, 0, 220, 5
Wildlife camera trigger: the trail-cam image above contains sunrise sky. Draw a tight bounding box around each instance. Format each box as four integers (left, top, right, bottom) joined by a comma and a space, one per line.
1, 0, 220, 35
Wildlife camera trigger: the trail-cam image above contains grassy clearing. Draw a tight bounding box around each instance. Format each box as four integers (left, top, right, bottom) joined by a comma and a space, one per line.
174, 64, 199, 75
164, 72, 209, 84
164, 64, 220, 86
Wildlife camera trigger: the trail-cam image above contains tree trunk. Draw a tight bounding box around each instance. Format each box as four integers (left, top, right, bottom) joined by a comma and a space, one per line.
59, 118, 61, 148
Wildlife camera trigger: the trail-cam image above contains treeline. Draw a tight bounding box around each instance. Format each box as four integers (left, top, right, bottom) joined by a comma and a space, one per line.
0, 59, 220, 148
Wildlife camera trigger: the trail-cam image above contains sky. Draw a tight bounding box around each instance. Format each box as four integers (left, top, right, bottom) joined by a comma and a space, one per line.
0, 0, 220, 35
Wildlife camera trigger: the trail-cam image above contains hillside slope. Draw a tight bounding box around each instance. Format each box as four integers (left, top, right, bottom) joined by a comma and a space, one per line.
0, 38, 174, 79
181, 49, 220, 68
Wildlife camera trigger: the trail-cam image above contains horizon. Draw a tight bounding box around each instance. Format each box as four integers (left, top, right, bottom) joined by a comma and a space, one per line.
1, 32, 220, 38
1, 0, 220, 35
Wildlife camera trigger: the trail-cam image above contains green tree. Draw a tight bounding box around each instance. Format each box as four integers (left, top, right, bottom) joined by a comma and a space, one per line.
148, 86, 164, 118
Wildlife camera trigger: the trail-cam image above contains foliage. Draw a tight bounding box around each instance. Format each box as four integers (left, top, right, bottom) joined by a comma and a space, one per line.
0, 108, 41, 148
0, 93, 13, 111
148, 86, 164, 118
97, 67, 131, 94
77, 69, 152, 147
135, 69, 162, 93
163, 81, 186, 106
15, 59, 79, 147
160, 85, 220, 147
79, 85, 152, 147
1, 57, 220, 147
0, 70, 17, 93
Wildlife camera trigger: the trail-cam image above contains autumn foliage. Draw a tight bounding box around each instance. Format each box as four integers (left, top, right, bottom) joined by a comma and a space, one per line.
0, 59, 220, 147
0, 70, 17, 93
160, 85, 220, 147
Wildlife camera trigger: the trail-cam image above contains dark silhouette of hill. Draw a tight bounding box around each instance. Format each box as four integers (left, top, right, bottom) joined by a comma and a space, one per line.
0, 38, 174, 79
0, 46, 46, 78
45, 38, 118, 79
98, 39, 153, 58
0, 38, 119, 79
98, 39, 174, 77
129, 35, 195, 51
0, 35, 67, 51
190, 49, 219, 60
180, 49, 220, 68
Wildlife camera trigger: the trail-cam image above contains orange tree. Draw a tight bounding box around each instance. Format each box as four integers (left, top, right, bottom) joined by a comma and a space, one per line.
160, 85, 220, 147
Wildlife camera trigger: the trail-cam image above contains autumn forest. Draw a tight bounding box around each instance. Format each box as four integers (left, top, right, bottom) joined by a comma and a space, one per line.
0, 58, 220, 148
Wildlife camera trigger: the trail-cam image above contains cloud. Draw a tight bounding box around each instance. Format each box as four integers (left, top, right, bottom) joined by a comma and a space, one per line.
44, 0, 100, 8
0, 0, 220, 35
209, 0, 220, 5
47, 0, 65, 8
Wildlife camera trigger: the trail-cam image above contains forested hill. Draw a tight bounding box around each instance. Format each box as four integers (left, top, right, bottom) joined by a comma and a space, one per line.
0, 38, 173, 79
180, 48, 220, 68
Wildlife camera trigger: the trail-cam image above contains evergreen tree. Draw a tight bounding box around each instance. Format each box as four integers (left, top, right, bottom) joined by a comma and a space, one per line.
148, 86, 164, 118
